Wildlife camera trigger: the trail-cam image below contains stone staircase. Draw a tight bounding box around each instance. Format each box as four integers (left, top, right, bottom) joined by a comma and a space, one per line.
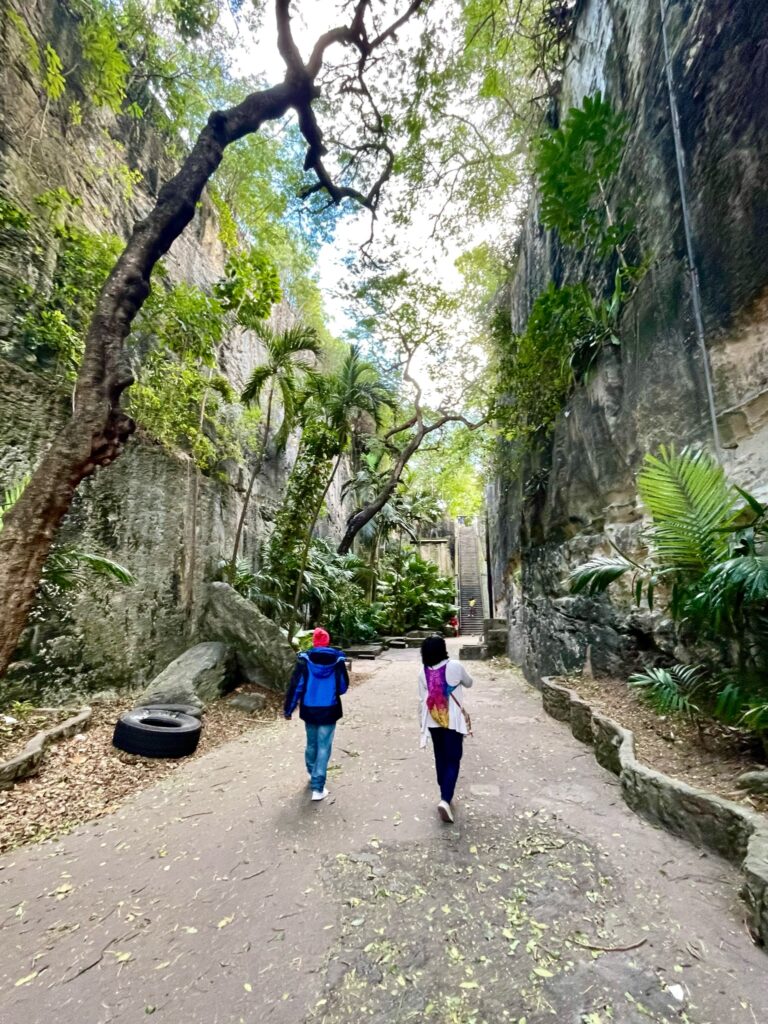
457, 525, 484, 636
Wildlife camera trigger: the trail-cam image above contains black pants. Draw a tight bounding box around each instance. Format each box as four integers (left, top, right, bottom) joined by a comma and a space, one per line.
430, 728, 464, 803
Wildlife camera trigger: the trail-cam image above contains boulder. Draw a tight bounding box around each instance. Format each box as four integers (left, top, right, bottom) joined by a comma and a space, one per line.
459, 646, 488, 661
735, 770, 768, 796
135, 642, 234, 708
229, 693, 267, 713
203, 582, 296, 690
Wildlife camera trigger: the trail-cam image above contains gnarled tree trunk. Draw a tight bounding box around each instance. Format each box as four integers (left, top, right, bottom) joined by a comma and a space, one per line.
0, 83, 295, 674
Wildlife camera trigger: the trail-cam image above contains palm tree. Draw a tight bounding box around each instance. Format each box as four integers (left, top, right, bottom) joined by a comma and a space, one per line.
228, 322, 320, 577
285, 345, 395, 639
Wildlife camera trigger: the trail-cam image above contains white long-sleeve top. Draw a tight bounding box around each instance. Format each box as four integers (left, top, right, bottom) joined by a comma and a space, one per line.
418, 658, 474, 748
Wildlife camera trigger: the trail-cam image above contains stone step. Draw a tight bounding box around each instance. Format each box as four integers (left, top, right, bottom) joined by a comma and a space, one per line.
344, 644, 384, 659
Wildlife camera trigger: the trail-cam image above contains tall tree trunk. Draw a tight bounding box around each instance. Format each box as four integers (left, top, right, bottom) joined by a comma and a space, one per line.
285, 452, 344, 642
228, 385, 274, 579
368, 528, 380, 603
0, 84, 295, 675
337, 425, 425, 555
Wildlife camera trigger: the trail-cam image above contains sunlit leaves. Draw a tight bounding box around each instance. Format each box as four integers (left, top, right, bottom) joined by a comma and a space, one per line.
533, 92, 629, 252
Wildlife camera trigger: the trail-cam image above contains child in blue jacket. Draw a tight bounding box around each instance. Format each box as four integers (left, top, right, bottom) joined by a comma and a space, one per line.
284, 627, 349, 801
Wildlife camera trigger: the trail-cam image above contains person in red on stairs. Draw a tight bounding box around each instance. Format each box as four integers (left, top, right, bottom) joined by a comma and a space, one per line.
418, 635, 474, 824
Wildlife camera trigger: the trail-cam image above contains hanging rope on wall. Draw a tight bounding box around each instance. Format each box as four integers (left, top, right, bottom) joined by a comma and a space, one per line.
659, 0, 723, 461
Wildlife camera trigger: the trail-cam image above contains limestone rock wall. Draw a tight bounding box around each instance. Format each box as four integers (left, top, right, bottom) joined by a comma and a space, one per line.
0, 0, 343, 700
489, 0, 768, 680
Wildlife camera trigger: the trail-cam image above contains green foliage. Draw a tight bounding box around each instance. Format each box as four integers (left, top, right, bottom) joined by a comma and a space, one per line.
42, 548, 136, 593
0, 473, 31, 532
568, 555, 636, 598
533, 91, 629, 254
1, 474, 134, 599
17, 223, 122, 376
373, 550, 456, 636
209, 189, 239, 252
241, 322, 320, 447
569, 447, 768, 737
80, 15, 130, 112
43, 44, 66, 102
0, 195, 31, 234
142, 281, 225, 365
128, 352, 247, 470
8, 10, 41, 77
628, 664, 704, 718
493, 281, 617, 451
166, 0, 220, 40
214, 249, 282, 328
568, 446, 745, 613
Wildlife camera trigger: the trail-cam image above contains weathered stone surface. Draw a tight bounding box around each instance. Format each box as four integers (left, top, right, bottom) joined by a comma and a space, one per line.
537, 673, 768, 945
229, 693, 267, 714
541, 679, 571, 722
736, 770, 768, 796
0, 707, 92, 789
485, 628, 508, 656
345, 644, 384, 660
591, 712, 632, 777
483, 618, 506, 633
488, 0, 768, 683
569, 697, 595, 746
742, 829, 768, 946
459, 646, 487, 661
135, 643, 234, 709
203, 583, 295, 690
622, 760, 756, 864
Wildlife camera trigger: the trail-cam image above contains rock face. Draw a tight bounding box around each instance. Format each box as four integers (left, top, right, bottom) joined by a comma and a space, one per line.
203, 583, 296, 691
0, 1, 348, 702
135, 643, 235, 709
489, 0, 768, 681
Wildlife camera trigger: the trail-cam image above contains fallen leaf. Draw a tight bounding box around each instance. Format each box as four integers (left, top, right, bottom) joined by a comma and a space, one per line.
15, 972, 38, 987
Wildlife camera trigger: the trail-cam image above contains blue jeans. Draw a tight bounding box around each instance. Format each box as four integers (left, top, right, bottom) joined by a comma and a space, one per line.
305, 722, 336, 792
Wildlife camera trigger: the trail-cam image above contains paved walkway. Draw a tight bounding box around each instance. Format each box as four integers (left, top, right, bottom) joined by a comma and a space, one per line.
1, 646, 765, 1023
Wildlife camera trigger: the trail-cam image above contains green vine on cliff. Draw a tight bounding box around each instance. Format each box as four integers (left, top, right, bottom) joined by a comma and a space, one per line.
491, 92, 650, 469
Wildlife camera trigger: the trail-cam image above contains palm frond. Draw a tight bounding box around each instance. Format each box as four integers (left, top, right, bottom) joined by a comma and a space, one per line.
0, 472, 31, 531
714, 681, 747, 725
241, 365, 273, 405
73, 551, 136, 585
742, 702, 768, 733
628, 664, 702, 717
698, 554, 768, 611
270, 324, 321, 361
568, 556, 633, 595
638, 446, 739, 575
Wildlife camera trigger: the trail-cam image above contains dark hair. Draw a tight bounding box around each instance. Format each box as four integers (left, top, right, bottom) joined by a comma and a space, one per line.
421, 635, 448, 667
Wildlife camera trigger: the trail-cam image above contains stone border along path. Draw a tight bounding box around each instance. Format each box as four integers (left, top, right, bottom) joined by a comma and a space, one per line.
540, 677, 768, 947
0, 707, 92, 790
1, 648, 767, 1024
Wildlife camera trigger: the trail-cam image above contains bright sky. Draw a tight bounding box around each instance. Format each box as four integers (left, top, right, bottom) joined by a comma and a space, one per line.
228, 4, 468, 311
227, 1, 489, 399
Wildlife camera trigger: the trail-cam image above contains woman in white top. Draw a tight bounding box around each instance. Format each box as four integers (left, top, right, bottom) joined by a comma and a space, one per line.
418, 635, 474, 824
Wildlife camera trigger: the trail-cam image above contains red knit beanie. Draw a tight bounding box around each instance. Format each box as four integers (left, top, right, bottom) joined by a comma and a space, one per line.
312, 627, 331, 648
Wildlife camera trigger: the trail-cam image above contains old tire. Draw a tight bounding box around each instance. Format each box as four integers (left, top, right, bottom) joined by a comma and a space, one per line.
135, 703, 203, 720
113, 709, 202, 759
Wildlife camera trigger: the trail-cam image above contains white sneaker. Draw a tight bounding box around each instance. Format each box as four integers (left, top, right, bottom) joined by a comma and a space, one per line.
311, 788, 329, 802
438, 800, 454, 823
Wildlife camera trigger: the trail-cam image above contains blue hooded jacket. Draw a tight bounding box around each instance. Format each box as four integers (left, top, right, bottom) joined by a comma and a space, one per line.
284, 646, 349, 725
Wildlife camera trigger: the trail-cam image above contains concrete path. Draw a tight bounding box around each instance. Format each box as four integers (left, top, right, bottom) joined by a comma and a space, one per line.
1, 645, 765, 1024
